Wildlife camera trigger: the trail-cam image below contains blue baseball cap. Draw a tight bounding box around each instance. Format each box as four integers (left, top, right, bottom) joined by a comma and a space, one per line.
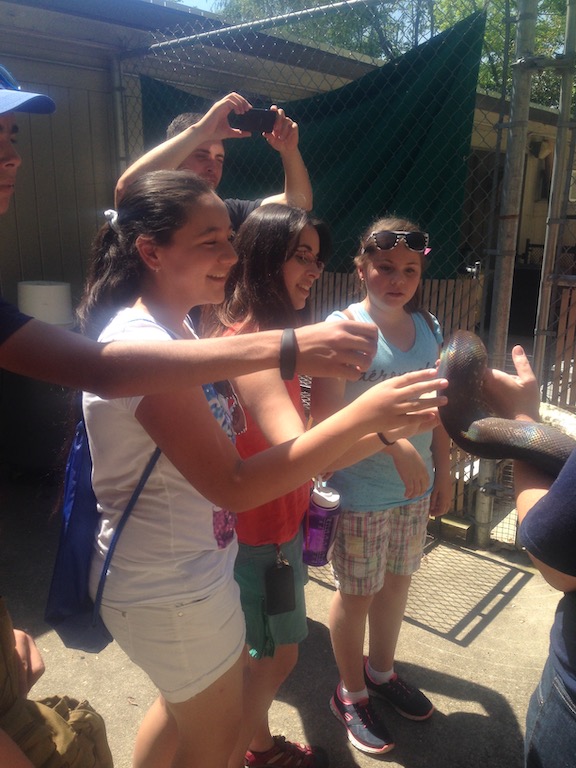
0, 63, 55, 115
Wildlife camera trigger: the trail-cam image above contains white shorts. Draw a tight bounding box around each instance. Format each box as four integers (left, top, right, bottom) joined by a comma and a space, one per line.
100, 582, 246, 703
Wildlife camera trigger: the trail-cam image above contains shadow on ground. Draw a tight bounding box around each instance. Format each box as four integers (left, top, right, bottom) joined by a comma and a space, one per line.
0, 468, 554, 768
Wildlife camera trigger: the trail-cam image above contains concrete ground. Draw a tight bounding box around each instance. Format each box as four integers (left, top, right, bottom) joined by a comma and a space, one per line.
0, 466, 558, 768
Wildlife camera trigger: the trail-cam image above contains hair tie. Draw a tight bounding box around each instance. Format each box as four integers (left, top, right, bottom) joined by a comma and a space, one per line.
280, 328, 297, 380
104, 208, 120, 234
377, 432, 396, 446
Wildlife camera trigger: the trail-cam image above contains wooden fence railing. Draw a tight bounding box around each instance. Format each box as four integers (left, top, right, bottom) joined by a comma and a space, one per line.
548, 280, 576, 412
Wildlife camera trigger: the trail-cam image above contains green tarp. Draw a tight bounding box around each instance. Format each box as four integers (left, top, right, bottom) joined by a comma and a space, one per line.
141, 12, 485, 276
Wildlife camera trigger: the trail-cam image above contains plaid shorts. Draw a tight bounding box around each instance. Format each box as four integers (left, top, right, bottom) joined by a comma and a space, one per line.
332, 496, 430, 596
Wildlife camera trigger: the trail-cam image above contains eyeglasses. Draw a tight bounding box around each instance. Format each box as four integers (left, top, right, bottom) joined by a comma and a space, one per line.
292, 252, 325, 273
363, 231, 429, 254
213, 379, 247, 435
0, 65, 20, 92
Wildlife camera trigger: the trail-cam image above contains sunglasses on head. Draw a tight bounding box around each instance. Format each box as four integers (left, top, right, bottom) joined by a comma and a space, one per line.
363, 231, 429, 254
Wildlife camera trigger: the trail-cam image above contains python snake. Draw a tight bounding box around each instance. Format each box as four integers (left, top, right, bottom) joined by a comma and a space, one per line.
437, 330, 576, 477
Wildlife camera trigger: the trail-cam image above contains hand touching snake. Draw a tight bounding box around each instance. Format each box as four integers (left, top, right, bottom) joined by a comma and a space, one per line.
437, 331, 576, 477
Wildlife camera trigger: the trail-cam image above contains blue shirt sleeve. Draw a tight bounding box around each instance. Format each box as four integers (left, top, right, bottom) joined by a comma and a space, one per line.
519, 448, 576, 576
0, 296, 32, 346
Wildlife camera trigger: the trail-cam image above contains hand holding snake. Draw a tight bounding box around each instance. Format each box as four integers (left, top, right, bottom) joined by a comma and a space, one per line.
437, 331, 576, 477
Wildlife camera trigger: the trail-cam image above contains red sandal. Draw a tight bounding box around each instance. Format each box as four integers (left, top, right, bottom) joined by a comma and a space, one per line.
245, 735, 329, 768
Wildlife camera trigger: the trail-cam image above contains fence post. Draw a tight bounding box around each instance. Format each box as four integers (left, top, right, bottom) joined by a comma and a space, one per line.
474, 459, 498, 548
487, 0, 538, 370
532, 0, 576, 382
477, 0, 537, 549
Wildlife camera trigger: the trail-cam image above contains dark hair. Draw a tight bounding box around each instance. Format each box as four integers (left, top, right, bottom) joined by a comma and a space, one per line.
209, 204, 331, 334
77, 169, 213, 339
355, 215, 428, 313
166, 112, 204, 139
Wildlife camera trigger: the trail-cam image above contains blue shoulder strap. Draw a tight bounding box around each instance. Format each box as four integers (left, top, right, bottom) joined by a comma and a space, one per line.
90, 316, 176, 625
91, 443, 161, 625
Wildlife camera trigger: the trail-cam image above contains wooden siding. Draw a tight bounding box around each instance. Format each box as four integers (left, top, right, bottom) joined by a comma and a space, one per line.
549, 283, 576, 411
0, 57, 117, 306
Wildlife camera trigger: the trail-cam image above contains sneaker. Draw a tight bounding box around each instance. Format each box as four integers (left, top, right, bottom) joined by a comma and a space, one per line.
364, 661, 434, 721
245, 735, 329, 768
329, 686, 395, 755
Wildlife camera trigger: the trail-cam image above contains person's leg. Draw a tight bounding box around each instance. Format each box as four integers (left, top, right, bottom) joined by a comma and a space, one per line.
101, 583, 246, 768
329, 509, 389, 695
133, 695, 177, 768
525, 656, 576, 768
363, 499, 433, 720
165, 653, 244, 768
328, 511, 394, 755
231, 532, 323, 767
368, 498, 429, 673
227, 644, 298, 768
367, 572, 412, 673
329, 589, 373, 693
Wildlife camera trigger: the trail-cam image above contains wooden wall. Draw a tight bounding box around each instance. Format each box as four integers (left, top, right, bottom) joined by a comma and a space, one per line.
0, 56, 117, 307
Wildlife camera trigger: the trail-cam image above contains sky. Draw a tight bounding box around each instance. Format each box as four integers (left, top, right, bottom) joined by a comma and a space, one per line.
179, 0, 217, 12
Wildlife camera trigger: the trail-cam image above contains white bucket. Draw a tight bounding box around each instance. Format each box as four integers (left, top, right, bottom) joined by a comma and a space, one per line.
17, 280, 73, 327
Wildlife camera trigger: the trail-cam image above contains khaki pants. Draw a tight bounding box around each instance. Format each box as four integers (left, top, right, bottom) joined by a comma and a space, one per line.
0, 599, 113, 768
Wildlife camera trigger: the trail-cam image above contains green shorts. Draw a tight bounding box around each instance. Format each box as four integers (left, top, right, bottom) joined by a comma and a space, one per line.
234, 528, 309, 659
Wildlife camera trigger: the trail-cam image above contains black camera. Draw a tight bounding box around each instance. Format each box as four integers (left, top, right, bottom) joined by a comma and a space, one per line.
228, 108, 276, 134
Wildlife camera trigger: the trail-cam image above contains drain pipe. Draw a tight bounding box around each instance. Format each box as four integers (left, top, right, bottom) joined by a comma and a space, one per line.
110, 54, 129, 177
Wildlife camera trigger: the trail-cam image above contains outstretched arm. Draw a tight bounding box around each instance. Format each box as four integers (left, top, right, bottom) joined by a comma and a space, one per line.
136, 367, 447, 512
0, 318, 378, 398
260, 107, 312, 211
310, 371, 439, 474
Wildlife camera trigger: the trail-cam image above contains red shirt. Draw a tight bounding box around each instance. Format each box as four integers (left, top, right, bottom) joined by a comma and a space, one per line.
234, 374, 311, 547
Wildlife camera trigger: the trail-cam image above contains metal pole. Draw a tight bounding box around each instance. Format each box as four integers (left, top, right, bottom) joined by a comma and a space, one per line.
475, 460, 497, 548
487, 0, 538, 371
480, 0, 512, 335
531, 0, 576, 383
110, 55, 129, 176
126, 0, 382, 57
475, 0, 537, 548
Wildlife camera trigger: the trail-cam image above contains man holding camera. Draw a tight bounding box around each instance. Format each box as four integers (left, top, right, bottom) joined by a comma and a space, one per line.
115, 91, 312, 231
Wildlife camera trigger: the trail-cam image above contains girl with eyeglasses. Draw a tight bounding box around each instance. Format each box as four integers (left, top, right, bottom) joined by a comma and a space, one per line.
204, 204, 331, 768
77, 184, 447, 768
311, 215, 452, 756
204, 204, 443, 768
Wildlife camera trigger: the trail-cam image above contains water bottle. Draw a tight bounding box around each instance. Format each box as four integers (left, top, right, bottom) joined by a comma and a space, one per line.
303, 478, 341, 566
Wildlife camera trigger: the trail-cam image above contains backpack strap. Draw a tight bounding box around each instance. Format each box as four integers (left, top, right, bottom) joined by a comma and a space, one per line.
419, 309, 436, 333
91, 445, 161, 625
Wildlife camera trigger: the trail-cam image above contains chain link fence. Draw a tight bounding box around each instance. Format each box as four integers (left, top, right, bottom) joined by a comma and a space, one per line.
116, 0, 572, 545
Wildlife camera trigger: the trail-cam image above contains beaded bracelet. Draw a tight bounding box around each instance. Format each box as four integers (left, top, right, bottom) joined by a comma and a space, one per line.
377, 432, 396, 446
280, 328, 297, 380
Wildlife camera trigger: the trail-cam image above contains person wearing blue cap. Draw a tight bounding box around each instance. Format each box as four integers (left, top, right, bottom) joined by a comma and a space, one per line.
0, 63, 114, 768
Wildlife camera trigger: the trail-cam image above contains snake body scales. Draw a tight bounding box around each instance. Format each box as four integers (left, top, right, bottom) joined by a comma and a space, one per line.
437, 330, 576, 477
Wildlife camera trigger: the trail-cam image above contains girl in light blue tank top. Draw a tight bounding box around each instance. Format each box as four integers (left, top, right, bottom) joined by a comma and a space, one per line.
311, 215, 452, 755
